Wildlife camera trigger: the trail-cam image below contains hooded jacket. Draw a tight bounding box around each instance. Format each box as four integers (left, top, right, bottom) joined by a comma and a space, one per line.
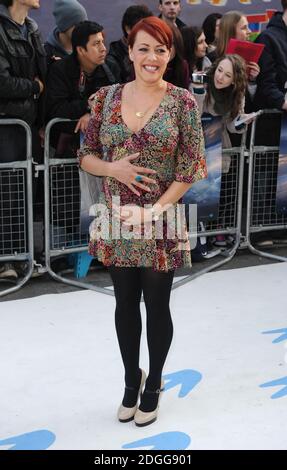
0, 5, 46, 125
45, 27, 70, 67
254, 12, 287, 110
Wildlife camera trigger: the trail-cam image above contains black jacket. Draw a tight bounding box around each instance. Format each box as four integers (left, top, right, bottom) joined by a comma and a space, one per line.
0, 5, 46, 125
107, 38, 131, 83
44, 27, 70, 68
254, 12, 287, 110
46, 54, 119, 122
175, 17, 186, 30
158, 15, 186, 30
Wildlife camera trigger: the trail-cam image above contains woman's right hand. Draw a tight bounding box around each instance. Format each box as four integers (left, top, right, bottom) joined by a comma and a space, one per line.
110, 152, 157, 196
247, 62, 260, 81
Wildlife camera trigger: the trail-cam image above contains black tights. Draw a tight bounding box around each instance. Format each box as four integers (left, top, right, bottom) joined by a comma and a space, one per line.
109, 266, 174, 409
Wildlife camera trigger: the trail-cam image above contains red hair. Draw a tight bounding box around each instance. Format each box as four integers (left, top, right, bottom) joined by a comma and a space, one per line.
128, 16, 173, 50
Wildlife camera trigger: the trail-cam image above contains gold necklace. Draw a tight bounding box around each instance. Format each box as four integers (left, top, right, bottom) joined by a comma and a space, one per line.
135, 111, 145, 118
135, 104, 155, 119
132, 83, 155, 119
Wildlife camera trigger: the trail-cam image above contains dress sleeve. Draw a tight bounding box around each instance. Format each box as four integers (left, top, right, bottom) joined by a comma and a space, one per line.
175, 91, 207, 184
77, 86, 109, 166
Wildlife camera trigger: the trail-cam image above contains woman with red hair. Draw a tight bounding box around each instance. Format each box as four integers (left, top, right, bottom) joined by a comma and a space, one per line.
78, 16, 206, 427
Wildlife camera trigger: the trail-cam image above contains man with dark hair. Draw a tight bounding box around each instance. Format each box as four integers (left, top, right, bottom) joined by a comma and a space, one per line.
158, 0, 186, 29
254, 1, 287, 112
0, 0, 46, 279
46, 21, 119, 135
45, 0, 88, 67
107, 4, 153, 83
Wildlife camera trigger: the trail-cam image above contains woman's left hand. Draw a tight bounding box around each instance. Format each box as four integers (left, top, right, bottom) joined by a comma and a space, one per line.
74, 113, 91, 133
114, 204, 151, 226
247, 62, 260, 81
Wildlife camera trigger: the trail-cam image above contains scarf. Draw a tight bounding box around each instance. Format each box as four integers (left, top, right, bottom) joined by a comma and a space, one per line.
208, 78, 235, 117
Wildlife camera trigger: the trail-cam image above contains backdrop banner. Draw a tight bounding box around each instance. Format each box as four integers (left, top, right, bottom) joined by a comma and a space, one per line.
276, 113, 287, 215
31, 0, 281, 44
183, 114, 222, 223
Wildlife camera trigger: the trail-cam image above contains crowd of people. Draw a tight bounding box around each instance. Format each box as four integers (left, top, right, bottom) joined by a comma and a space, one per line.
0, 0, 287, 426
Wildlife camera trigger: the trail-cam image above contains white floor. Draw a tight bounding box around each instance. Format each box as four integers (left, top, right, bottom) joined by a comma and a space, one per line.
0, 263, 287, 450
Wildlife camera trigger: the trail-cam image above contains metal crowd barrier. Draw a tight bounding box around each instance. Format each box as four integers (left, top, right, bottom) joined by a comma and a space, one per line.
4, 112, 284, 298
0, 120, 34, 298
173, 132, 247, 289
246, 110, 287, 262
44, 118, 248, 294
44, 118, 113, 295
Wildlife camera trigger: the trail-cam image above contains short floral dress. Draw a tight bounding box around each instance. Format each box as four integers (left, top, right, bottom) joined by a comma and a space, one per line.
78, 83, 207, 272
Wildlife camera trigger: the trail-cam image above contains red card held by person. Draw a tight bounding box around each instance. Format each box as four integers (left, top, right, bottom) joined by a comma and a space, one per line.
226, 39, 265, 64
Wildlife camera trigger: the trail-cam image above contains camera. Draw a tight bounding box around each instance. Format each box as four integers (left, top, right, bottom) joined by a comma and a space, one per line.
192, 72, 208, 84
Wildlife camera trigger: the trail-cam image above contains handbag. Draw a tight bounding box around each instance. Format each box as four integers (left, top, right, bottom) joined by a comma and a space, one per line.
79, 85, 117, 234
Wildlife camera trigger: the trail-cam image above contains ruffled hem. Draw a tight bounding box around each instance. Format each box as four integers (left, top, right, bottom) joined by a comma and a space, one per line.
88, 241, 191, 273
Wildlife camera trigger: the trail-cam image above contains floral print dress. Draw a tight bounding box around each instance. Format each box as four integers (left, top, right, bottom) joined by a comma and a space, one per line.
78, 82, 207, 272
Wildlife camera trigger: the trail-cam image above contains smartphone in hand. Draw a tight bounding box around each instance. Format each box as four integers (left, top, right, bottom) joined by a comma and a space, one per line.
234, 110, 263, 128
